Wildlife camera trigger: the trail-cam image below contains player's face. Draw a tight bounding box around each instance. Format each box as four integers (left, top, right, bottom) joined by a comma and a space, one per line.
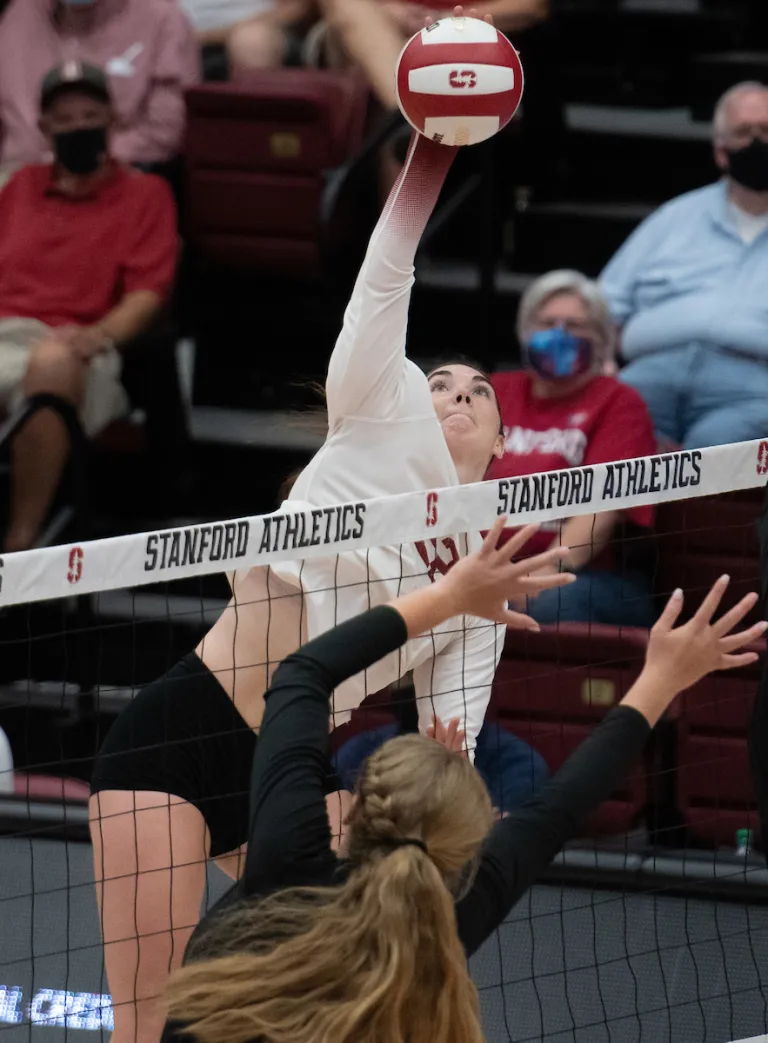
429, 364, 504, 470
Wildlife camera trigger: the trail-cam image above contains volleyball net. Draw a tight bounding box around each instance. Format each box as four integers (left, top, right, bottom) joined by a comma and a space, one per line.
2, 437, 768, 1043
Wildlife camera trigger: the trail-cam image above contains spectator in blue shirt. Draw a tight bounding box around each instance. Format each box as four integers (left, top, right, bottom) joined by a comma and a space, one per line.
601, 81, 768, 449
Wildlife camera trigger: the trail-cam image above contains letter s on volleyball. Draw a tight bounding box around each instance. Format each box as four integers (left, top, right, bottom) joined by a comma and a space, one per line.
394, 16, 524, 146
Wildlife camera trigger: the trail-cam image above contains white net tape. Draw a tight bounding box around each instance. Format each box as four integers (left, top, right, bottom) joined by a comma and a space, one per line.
2, 437, 767, 608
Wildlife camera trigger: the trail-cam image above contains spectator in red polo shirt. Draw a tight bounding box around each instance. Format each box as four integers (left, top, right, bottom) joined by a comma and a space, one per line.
0, 61, 177, 552
487, 269, 657, 627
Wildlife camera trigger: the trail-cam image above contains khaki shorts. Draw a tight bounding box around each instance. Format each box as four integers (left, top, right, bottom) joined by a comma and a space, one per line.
0, 318, 129, 437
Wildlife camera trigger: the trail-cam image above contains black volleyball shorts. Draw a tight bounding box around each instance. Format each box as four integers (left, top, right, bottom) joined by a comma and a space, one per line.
90, 653, 256, 858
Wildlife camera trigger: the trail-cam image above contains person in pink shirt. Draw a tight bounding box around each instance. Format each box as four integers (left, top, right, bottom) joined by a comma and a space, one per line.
0, 0, 199, 180
486, 269, 658, 627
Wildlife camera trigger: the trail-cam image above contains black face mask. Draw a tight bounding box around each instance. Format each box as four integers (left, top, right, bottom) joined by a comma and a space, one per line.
53, 125, 107, 175
726, 137, 768, 192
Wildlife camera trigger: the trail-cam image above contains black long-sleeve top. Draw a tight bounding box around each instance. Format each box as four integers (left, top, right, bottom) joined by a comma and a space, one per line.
178, 604, 652, 965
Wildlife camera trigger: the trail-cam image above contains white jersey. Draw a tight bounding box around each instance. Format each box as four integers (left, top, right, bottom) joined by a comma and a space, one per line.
270, 136, 504, 747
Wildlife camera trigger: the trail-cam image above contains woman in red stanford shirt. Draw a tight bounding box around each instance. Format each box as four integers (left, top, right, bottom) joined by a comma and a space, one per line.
487, 269, 657, 627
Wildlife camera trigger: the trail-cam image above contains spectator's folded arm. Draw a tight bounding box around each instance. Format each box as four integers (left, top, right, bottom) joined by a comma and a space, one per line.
111, 5, 200, 166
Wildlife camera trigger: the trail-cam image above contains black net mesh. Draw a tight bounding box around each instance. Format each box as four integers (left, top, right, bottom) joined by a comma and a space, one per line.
1, 445, 768, 1043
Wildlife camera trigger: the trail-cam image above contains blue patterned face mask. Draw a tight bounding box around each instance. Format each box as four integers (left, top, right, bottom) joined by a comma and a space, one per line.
525, 327, 594, 380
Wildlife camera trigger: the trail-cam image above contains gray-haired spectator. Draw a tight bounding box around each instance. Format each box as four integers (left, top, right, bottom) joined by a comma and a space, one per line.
487, 270, 657, 626
602, 81, 768, 450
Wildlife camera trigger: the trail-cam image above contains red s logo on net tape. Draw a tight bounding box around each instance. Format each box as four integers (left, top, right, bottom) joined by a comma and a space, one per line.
426, 491, 439, 527
67, 546, 84, 585
758, 441, 768, 476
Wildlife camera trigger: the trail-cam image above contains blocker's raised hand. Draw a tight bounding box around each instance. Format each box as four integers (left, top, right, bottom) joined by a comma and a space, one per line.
644, 576, 767, 696
439, 516, 577, 628
427, 715, 467, 755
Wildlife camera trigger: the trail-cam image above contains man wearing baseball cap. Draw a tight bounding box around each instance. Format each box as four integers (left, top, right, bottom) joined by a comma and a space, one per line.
0, 60, 177, 551
0, 0, 198, 181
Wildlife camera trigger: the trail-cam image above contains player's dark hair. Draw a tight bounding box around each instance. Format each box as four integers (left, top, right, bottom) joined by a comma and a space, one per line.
167, 735, 493, 1043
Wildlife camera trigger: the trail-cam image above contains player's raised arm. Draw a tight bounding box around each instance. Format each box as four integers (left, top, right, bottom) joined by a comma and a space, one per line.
324, 133, 457, 425
242, 520, 574, 893
457, 576, 767, 956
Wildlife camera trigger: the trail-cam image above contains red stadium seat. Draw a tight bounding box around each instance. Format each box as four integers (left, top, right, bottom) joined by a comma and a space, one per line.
655, 491, 761, 624
13, 773, 90, 803
184, 71, 370, 277
674, 640, 764, 850
656, 491, 760, 557
490, 623, 650, 836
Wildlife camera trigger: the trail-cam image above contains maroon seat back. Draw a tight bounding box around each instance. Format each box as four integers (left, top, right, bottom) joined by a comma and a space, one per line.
185, 71, 369, 277
655, 491, 761, 625
13, 773, 90, 802
675, 641, 764, 849
490, 623, 649, 836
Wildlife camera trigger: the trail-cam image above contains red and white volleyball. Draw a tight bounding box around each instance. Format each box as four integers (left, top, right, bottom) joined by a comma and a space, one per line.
395, 16, 524, 147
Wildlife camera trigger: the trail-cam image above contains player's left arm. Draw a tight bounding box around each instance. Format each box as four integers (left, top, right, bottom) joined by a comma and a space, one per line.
411, 617, 505, 758
324, 134, 457, 426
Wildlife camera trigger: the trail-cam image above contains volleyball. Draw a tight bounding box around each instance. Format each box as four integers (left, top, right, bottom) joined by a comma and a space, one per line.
394, 16, 524, 147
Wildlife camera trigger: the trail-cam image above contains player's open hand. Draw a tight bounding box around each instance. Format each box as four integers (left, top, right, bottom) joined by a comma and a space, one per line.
643, 576, 767, 696
440, 516, 576, 629
427, 714, 468, 755
425, 5, 493, 27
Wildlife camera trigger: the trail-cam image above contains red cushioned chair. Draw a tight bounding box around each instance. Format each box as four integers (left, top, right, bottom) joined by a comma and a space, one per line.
13, 773, 90, 803
0, 773, 91, 840
184, 70, 370, 278
673, 639, 764, 850
489, 623, 650, 836
655, 491, 761, 625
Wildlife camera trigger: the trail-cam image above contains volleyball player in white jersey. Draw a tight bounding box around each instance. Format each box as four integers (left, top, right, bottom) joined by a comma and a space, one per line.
89, 19, 574, 1041
214, 134, 540, 741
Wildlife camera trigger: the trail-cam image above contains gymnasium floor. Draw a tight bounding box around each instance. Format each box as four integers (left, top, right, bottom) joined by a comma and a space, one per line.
3, 835, 768, 1043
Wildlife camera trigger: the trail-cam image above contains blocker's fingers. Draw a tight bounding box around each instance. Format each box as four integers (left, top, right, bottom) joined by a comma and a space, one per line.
719, 620, 768, 652
654, 587, 684, 632
498, 607, 541, 631
691, 574, 730, 628
516, 572, 577, 593
446, 718, 464, 750
711, 592, 761, 638
480, 516, 508, 558
492, 522, 540, 561
720, 651, 760, 671
508, 544, 570, 574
